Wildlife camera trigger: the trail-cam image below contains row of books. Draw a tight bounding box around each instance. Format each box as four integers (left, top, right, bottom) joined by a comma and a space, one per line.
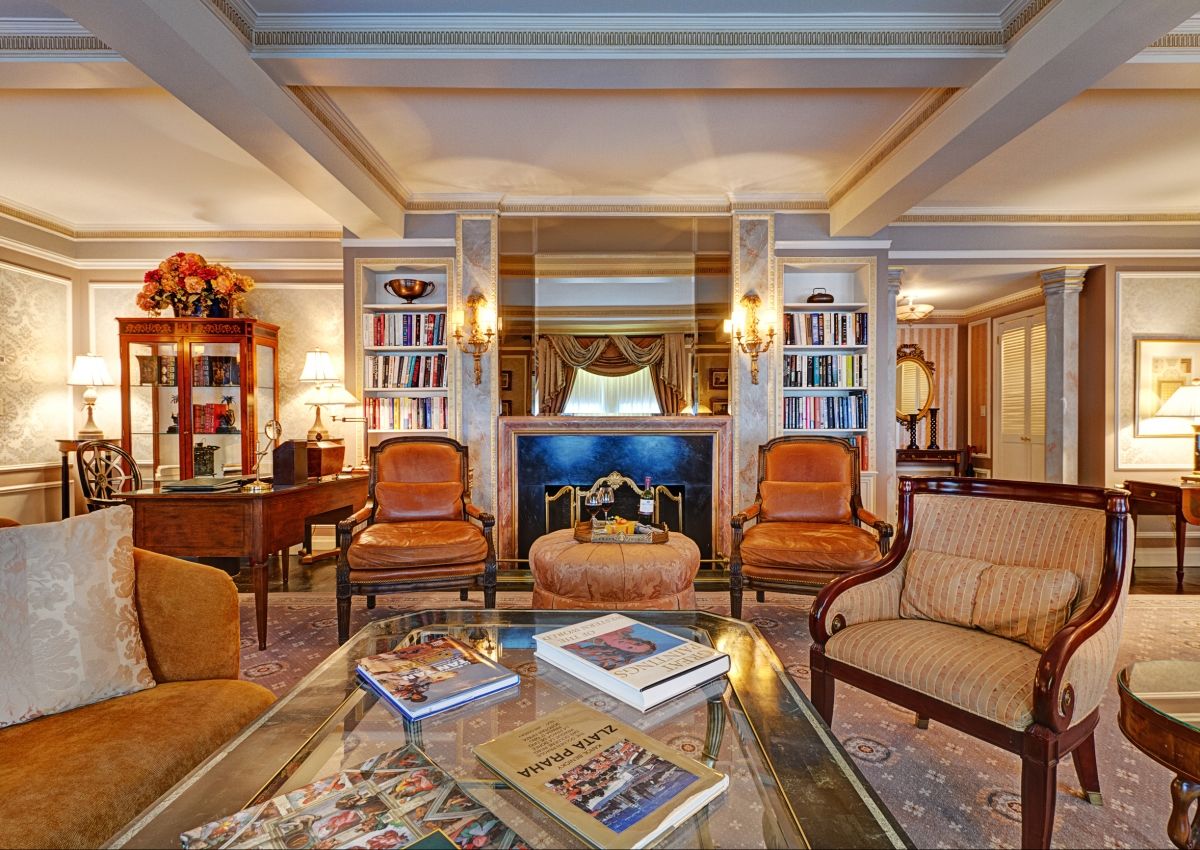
193, 355, 240, 387
783, 392, 868, 430
191, 402, 237, 434
136, 353, 178, 386
365, 395, 449, 431
365, 354, 448, 389
782, 310, 868, 347
364, 312, 448, 348
782, 353, 866, 388
183, 614, 730, 849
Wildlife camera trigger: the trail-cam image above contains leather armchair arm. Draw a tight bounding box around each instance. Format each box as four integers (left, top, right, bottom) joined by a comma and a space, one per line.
731, 502, 760, 530
465, 502, 496, 528
336, 504, 373, 552
854, 505, 894, 554
809, 534, 909, 646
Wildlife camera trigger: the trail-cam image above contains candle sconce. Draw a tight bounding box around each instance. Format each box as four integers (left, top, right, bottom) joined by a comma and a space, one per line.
724, 293, 775, 385
453, 292, 495, 386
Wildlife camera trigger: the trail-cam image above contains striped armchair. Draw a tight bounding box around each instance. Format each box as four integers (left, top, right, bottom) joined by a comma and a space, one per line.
809, 477, 1132, 850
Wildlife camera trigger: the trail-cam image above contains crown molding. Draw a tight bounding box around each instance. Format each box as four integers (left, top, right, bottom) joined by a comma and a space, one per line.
341, 237, 456, 247
892, 249, 1200, 259
0, 257, 71, 284
930, 284, 1042, 319
896, 209, 1200, 225
0, 234, 341, 271
776, 240, 892, 250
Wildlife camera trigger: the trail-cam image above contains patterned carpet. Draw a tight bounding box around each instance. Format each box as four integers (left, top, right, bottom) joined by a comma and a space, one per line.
238, 592, 1194, 849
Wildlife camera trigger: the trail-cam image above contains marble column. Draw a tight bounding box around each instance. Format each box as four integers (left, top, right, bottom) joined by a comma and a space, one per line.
880, 267, 901, 521
1039, 265, 1088, 484
730, 214, 776, 514
456, 215, 500, 512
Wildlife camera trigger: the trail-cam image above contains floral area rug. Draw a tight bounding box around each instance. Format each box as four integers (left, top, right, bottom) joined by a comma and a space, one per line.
238, 592, 1193, 849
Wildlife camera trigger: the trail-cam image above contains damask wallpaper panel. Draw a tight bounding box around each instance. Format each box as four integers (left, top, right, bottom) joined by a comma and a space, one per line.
89, 283, 347, 457
0, 265, 70, 466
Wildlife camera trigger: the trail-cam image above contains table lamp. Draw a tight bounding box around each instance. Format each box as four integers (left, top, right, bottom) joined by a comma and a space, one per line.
68, 353, 113, 440
1155, 378, 1200, 481
299, 349, 344, 440
302, 383, 358, 441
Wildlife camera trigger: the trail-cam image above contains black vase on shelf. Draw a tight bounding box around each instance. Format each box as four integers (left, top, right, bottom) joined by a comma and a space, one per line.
927, 408, 940, 450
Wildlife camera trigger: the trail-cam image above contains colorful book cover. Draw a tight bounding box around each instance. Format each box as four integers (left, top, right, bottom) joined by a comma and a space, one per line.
474, 703, 727, 850
180, 744, 529, 850
357, 636, 518, 721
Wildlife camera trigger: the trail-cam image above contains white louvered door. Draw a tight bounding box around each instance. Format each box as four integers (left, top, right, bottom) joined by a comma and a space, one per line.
993, 311, 1047, 481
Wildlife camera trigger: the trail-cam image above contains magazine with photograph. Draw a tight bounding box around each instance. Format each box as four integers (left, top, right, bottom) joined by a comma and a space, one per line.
180, 744, 529, 849
474, 702, 727, 850
533, 614, 730, 711
357, 636, 519, 722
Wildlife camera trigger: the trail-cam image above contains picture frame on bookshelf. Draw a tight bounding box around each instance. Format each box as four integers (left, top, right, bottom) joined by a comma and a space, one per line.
712, 398, 729, 415
709, 368, 729, 390
500, 370, 513, 391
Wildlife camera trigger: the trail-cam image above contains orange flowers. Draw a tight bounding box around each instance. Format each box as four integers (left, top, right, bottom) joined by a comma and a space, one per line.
138, 252, 255, 316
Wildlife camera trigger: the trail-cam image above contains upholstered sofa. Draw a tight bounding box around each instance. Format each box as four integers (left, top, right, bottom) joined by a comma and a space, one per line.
0, 547, 276, 849
809, 477, 1132, 849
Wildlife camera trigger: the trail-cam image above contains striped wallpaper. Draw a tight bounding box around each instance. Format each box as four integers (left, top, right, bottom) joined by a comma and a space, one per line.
897, 324, 959, 449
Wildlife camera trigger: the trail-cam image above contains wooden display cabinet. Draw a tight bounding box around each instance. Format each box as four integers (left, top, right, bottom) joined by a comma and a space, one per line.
117, 317, 279, 481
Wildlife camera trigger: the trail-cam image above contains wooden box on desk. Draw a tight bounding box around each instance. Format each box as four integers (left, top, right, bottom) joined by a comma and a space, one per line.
272, 439, 346, 484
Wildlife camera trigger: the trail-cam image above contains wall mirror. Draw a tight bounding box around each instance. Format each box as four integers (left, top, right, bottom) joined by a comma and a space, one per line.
895, 343, 935, 422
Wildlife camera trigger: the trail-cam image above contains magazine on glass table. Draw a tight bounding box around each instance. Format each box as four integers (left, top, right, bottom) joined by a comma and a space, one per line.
475, 702, 727, 850
180, 744, 529, 849
533, 614, 730, 711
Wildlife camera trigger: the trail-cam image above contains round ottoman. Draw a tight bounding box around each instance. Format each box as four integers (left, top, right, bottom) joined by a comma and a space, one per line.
529, 527, 701, 610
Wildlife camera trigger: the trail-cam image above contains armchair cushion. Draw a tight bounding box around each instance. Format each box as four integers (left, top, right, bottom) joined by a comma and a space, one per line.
740, 521, 879, 572
375, 481, 463, 522
347, 520, 488, 570
972, 564, 1079, 652
899, 549, 991, 627
826, 619, 1041, 731
759, 481, 852, 523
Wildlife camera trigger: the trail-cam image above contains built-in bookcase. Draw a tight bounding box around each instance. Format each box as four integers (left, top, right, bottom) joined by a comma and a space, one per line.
355, 259, 456, 447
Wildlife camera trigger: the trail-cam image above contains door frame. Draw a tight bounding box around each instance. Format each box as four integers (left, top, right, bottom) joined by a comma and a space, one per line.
992, 306, 1047, 481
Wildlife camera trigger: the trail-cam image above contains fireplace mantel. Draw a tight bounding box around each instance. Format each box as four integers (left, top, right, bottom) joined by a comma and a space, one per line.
497, 416, 733, 562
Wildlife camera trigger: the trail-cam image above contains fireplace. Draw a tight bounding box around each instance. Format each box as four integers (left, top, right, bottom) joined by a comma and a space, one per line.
497, 416, 732, 563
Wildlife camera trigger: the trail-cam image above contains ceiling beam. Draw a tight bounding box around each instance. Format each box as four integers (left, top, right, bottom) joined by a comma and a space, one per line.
48, 0, 404, 238
829, 0, 1200, 237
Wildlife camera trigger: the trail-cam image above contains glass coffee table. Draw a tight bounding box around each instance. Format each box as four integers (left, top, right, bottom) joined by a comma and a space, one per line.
112, 610, 910, 849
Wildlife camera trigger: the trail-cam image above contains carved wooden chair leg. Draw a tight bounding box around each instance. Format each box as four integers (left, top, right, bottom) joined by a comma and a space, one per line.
336, 595, 351, 645
366, 594, 376, 609
809, 649, 835, 725
278, 549, 289, 586
1021, 727, 1059, 850
460, 589, 469, 601
1072, 732, 1103, 805
915, 714, 929, 729
756, 590, 765, 603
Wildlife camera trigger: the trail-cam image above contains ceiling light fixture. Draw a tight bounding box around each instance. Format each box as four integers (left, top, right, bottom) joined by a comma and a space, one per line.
896, 295, 934, 323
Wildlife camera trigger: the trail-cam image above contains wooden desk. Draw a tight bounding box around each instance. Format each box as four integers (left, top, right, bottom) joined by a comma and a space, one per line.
122, 474, 368, 649
1124, 480, 1191, 593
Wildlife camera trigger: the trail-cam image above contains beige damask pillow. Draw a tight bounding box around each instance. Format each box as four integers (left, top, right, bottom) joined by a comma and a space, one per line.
0, 505, 154, 728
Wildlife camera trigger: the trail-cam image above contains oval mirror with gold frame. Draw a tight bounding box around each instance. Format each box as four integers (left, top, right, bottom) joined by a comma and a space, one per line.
895, 343, 935, 423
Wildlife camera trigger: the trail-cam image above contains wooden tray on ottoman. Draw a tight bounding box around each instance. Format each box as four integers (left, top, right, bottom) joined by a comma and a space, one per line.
573, 520, 669, 545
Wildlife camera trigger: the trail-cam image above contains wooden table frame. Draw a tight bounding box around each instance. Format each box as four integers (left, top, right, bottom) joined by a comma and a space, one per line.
1124, 480, 1192, 593
121, 474, 368, 649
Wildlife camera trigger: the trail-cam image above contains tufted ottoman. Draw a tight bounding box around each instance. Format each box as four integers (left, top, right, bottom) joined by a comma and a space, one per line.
528, 527, 701, 609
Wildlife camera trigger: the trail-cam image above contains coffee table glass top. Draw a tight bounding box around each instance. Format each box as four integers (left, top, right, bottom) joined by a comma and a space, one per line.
1120, 659, 1200, 733
112, 610, 909, 849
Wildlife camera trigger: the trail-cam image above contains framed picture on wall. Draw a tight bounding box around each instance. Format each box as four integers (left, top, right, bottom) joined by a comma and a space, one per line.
712, 398, 729, 415
709, 368, 729, 390
1134, 337, 1200, 436
500, 370, 513, 391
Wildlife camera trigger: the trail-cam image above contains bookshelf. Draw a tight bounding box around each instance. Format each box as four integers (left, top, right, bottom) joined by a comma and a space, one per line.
355, 259, 456, 445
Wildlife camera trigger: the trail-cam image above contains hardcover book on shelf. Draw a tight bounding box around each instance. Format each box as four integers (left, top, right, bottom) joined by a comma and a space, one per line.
533, 614, 730, 712
357, 636, 519, 722
475, 702, 728, 850
181, 744, 529, 850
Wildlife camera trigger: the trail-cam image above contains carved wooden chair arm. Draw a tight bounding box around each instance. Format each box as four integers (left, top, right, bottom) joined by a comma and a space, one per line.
465, 502, 496, 528
809, 536, 910, 645
731, 502, 761, 530
854, 505, 894, 554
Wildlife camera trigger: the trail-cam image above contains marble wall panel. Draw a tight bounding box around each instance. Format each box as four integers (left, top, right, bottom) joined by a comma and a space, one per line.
458, 215, 500, 512
731, 215, 775, 511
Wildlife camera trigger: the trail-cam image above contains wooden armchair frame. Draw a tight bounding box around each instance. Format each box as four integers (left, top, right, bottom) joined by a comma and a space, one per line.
729, 435, 892, 619
809, 476, 1132, 849
335, 435, 497, 644
75, 439, 143, 511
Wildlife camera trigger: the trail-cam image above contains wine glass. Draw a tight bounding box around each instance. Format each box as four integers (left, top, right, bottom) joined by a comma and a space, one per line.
598, 483, 615, 520
584, 488, 602, 521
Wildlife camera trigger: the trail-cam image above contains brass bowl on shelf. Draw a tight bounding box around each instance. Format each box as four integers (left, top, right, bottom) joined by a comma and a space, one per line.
384, 278, 436, 303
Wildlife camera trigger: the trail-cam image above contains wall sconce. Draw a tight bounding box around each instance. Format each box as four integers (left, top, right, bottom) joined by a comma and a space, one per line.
723, 293, 774, 385
453, 292, 495, 386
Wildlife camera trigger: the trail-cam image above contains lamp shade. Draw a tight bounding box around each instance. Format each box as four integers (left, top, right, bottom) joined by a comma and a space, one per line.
1155, 379, 1200, 419
68, 354, 113, 387
303, 384, 359, 407
299, 349, 338, 383
896, 296, 934, 322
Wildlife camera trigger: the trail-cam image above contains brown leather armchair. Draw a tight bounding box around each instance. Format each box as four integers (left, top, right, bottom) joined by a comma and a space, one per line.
729, 435, 891, 619
336, 436, 497, 644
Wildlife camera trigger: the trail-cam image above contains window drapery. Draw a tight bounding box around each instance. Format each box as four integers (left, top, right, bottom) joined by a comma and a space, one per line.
535, 333, 690, 416
561, 367, 662, 416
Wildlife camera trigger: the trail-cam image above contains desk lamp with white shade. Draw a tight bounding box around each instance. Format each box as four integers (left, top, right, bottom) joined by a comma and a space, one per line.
68, 353, 114, 440
1155, 378, 1200, 482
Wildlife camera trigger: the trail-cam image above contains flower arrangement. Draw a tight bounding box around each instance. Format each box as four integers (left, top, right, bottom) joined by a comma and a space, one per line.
138, 252, 254, 317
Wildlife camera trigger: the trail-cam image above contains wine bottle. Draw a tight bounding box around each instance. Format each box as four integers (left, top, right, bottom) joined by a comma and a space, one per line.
637, 476, 654, 526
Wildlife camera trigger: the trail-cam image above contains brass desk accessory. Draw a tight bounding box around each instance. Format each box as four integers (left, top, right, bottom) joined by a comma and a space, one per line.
242, 419, 282, 493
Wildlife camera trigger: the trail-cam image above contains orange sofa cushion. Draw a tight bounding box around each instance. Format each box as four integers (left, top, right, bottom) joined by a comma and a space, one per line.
759, 481, 852, 523
347, 520, 488, 570
375, 481, 463, 522
740, 521, 879, 571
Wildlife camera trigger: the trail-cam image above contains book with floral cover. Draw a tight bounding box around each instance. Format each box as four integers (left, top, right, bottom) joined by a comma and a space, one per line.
180, 744, 528, 850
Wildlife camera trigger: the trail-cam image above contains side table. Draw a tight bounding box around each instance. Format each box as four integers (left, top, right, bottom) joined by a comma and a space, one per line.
1118, 660, 1200, 849
55, 438, 82, 519
1124, 480, 1192, 593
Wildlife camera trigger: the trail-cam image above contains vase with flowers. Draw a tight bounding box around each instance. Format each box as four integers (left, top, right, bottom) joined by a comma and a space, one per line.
138, 252, 255, 318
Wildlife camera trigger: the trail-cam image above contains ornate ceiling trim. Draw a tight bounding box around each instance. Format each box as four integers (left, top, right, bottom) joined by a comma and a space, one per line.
895, 211, 1200, 225
931, 284, 1043, 319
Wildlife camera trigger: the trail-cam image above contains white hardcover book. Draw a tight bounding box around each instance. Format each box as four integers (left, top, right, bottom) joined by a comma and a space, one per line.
534, 614, 730, 711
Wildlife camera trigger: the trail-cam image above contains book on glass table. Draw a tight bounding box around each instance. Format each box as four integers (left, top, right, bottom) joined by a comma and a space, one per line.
180, 743, 529, 849
357, 636, 518, 722
534, 613, 730, 712
475, 702, 728, 850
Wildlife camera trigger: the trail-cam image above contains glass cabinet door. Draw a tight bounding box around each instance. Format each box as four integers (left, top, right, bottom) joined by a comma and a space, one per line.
254, 341, 276, 476
187, 340, 244, 476
128, 342, 179, 483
